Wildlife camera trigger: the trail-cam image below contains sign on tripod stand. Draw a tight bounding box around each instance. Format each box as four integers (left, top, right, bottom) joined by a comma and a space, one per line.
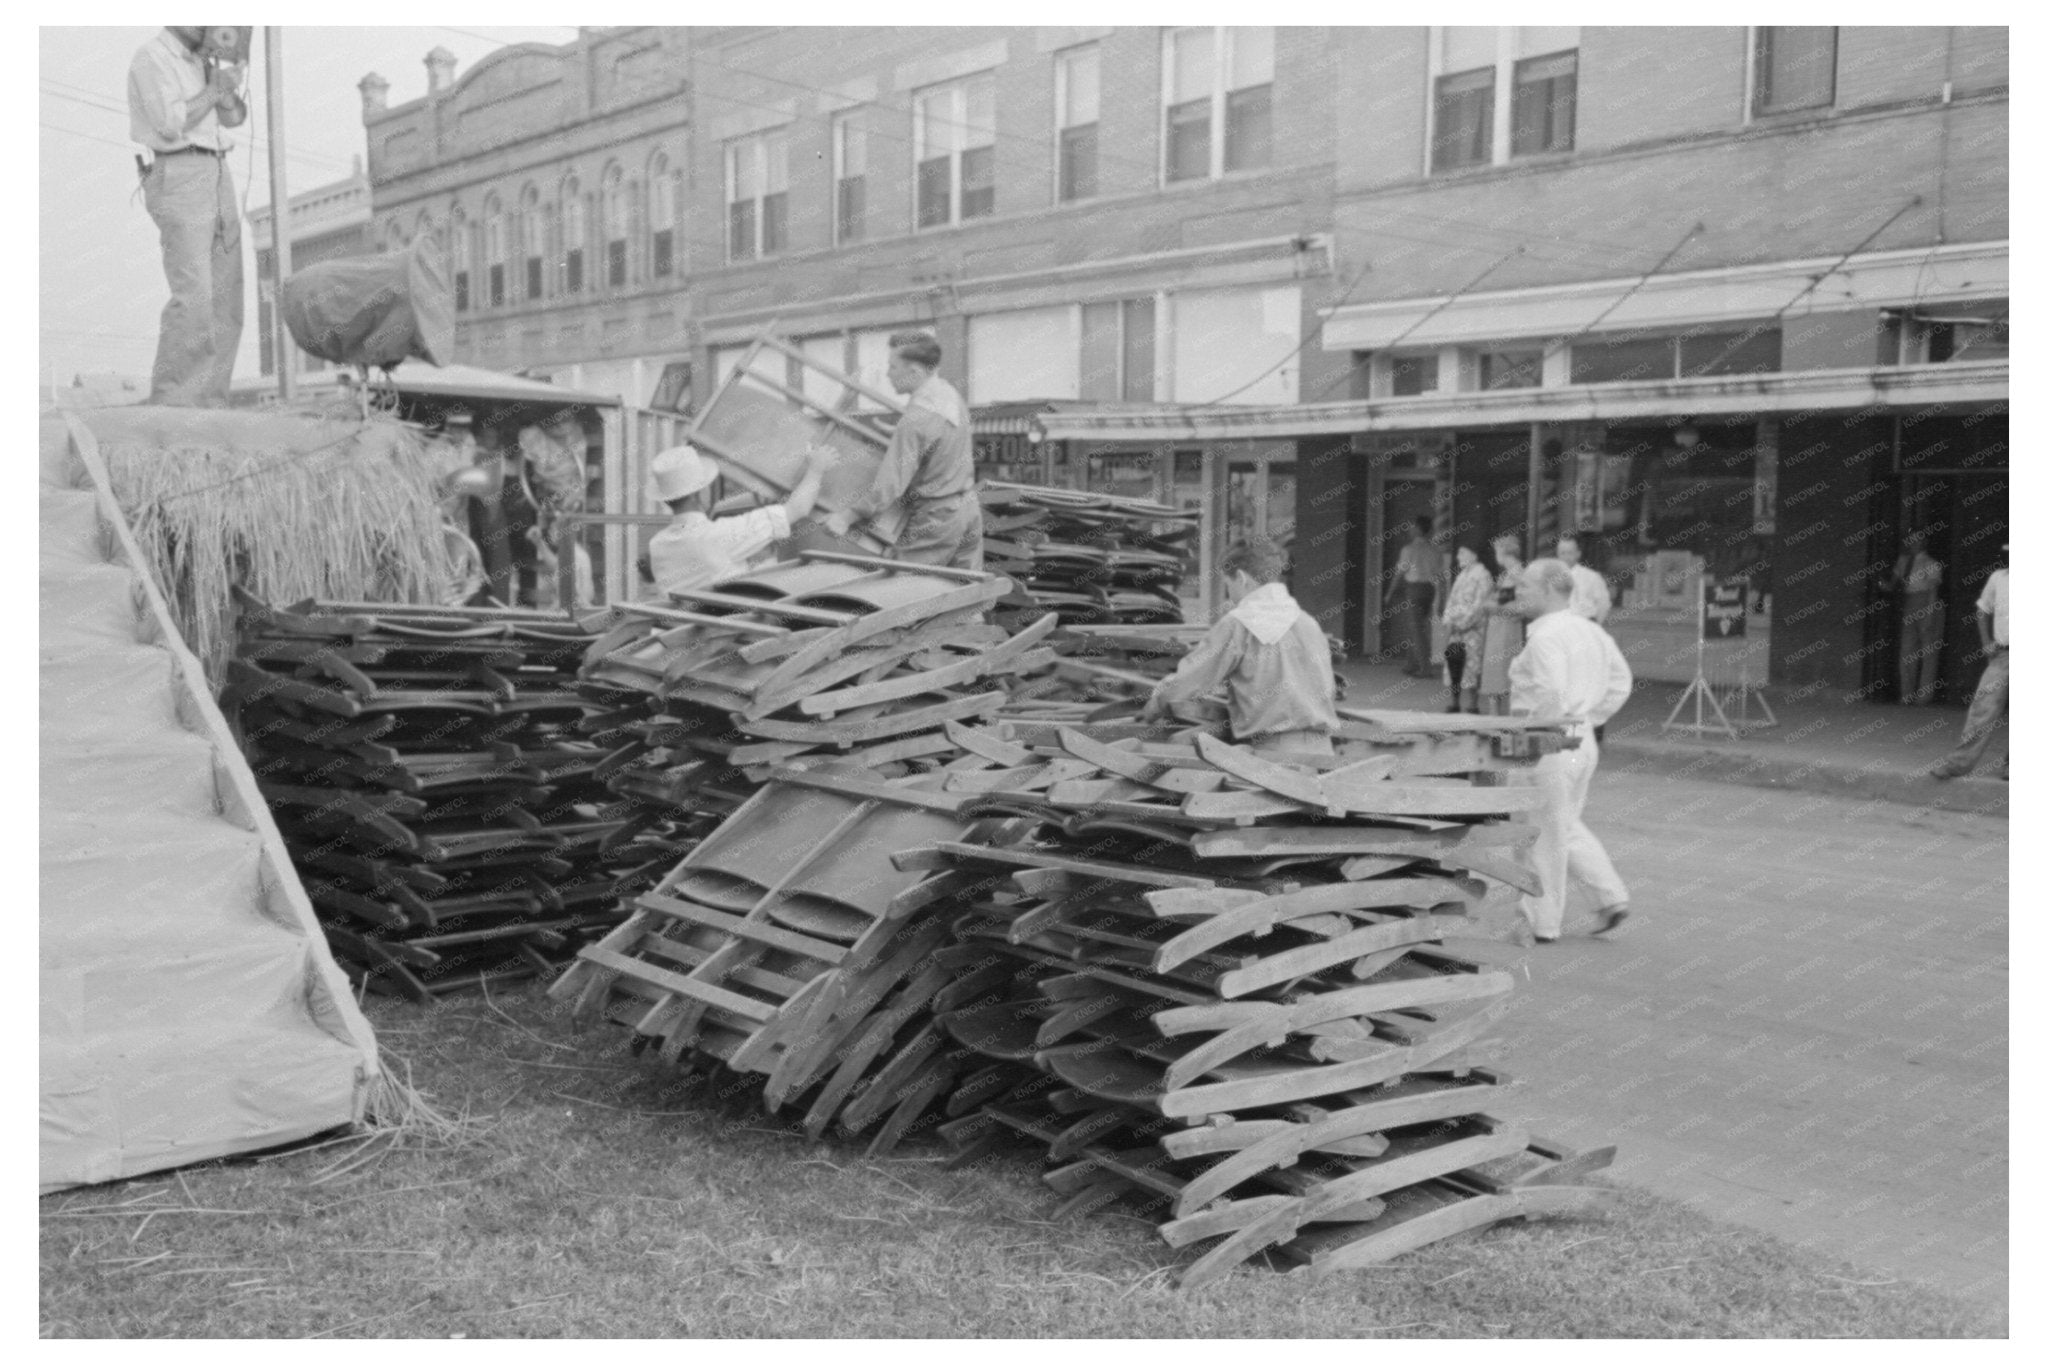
1663, 576, 1776, 737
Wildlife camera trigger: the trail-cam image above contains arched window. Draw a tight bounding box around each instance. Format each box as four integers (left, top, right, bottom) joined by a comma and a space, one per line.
562, 177, 585, 294
602, 164, 628, 289
450, 207, 471, 313
411, 210, 435, 255
519, 185, 543, 301
484, 195, 507, 308
648, 152, 676, 278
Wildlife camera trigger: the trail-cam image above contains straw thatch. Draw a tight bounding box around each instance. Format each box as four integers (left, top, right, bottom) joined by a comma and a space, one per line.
81, 407, 457, 687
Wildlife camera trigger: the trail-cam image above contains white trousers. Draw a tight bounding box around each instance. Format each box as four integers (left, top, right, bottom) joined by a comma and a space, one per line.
1514, 734, 1629, 937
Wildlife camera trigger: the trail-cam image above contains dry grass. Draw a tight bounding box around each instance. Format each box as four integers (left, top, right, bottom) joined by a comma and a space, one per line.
39, 986, 2005, 1339
98, 410, 456, 685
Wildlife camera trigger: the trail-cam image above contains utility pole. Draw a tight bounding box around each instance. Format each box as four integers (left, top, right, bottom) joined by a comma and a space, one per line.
264, 26, 294, 403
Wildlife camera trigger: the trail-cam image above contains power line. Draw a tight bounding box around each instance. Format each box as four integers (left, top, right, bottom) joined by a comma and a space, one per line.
40, 81, 358, 175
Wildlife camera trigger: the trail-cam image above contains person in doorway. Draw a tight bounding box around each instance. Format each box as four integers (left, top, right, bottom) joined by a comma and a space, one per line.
1441, 542, 1494, 714
128, 27, 246, 407
647, 442, 837, 596
1892, 531, 1945, 705
1507, 558, 1635, 945
1555, 535, 1612, 624
1477, 535, 1526, 715
1930, 543, 2008, 780
1385, 515, 1445, 677
1143, 537, 1340, 758
823, 331, 984, 570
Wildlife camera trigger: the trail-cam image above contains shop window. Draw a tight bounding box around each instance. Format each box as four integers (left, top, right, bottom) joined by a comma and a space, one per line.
1752, 27, 1835, 117
1079, 298, 1157, 402
1480, 347, 1544, 390
649, 361, 692, 413
1056, 45, 1100, 203
915, 74, 995, 229
1163, 27, 1273, 183
1389, 353, 1439, 396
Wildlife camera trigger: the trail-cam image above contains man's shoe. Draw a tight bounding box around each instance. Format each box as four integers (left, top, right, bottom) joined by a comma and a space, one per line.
1591, 905, 1630, 937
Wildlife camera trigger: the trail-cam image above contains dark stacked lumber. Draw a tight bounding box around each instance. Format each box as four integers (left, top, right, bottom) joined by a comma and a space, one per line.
979, 482, 1194, 630
228, 594, 671, 1000
894, 718, 1614, 1285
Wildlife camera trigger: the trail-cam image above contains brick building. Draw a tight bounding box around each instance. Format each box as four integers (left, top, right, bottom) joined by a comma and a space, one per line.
360, 26, 2006, 698
359, 29, 694, 407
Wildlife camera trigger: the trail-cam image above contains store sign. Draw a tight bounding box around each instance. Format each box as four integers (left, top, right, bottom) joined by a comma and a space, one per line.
1703, 580, 1749, 639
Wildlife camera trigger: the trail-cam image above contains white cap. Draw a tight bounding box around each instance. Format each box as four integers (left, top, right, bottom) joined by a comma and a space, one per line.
650, 444, 718, 502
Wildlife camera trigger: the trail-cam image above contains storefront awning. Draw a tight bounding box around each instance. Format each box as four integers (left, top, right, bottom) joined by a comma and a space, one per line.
1024, 362, 2008, 444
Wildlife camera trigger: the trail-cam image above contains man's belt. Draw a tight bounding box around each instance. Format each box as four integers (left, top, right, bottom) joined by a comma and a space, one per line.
157, 144, 227, 158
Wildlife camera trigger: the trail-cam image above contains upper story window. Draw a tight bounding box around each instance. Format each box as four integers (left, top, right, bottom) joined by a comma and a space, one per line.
727, 129, 790, 261
1570, 326, 1783, 384
915, 73, 995, 229
1056, 45, 1100, 203
1479, 347, 1545, 390
1752, 27, 1836, 117
649, 155, 676, 278
562, 178, 586, 294
1079, 298, 1156, 402
1163, 26, 1274, 183
520, 186, 544, 300
450, 209, 471, 313
602, 165, 629, 288
483, 197, 506, 308
1430, 27, 1578, 173
833, 111, 868, 244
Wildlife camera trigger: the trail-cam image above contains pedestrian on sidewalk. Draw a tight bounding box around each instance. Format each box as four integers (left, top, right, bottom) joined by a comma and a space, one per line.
1556, 534, 1617, 741
1892, 531, 1945, 705
1441, 543, 1493, 713
1477, 535, 1525, 715
128, 27, 247, 407
1930, 544, 2008, 780
1143, 538, 1340, 759
1384, 515, 1444, 677
1507, 558, 1635, 944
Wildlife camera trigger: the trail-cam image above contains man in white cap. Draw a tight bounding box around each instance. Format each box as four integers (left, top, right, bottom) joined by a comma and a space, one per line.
1930, 541, 2009, 781
645, 442, 837, 596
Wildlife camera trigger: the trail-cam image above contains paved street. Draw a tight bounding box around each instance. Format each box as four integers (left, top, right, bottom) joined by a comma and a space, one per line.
1477, 770, 2008, 1307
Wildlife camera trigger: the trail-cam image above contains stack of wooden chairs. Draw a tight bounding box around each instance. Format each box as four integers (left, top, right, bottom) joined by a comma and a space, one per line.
228, 594, 673, 1000
979, 483, 1194, 631
555, 702, 1618, 1284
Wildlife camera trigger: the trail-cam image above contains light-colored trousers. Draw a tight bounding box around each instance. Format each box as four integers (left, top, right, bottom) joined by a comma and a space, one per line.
1898, 593, 1942, 704
1514, 731, 1629, 938
1937, 650, 2009, 776
144, 153, 244, 408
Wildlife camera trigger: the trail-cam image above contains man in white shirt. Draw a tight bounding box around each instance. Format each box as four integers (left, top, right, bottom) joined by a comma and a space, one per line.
1384, 515, 1445, 677
646, 443, 836, 597
1507, 558, 1635, 943
1930, 544, 2009, 780
1555, 536, 1612, 624
128, 28, 246, 407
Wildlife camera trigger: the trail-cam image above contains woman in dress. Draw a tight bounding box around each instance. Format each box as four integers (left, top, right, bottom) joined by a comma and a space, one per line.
1477, 535, 1525, 715
1440, 543, 1494, 713
1893, 531, 1944, 705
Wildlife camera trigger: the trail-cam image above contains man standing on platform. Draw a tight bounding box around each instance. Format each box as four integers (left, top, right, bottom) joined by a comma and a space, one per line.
1930, 543, 2009, 781
127, 27, 246, 407
823, 331, 984, 570
1508, 558, 1635, 945
1386, 515, 1444, 677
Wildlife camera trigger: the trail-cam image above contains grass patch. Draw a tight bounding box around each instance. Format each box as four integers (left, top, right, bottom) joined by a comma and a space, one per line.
40, 985, 2004, 1339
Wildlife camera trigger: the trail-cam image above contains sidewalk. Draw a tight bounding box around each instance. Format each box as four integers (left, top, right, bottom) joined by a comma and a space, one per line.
1335, 661, 2009, 817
